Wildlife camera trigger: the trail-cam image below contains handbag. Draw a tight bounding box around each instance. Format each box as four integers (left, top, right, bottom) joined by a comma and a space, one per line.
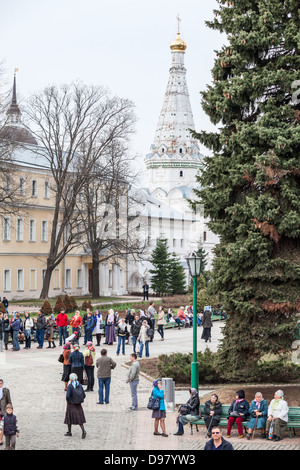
85, 352, 93, 367
147, 395, 160, 411
58, 353, 64, 363
179, 404, 190, 416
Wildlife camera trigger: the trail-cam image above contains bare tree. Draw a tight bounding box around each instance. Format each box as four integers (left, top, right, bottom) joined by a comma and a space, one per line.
76, 140, 148, 297
23, 81, 136, 299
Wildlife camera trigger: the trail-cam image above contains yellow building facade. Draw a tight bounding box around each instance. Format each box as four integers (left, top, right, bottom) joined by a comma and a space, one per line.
0, 77, 128, 301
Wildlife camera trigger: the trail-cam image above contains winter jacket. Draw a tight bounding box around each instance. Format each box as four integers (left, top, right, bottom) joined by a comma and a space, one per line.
56, 313, 69, 327
202, 310, 213, 328
131, 320, 142, 337
204, 437, 234, 450
0, 317, 9, 334
228, 399, 249, 421
126, 360, 140, 383
69, 350, 85, 369
0, 388, 12, 416
204, 400, 222, 423
11, 318, 21, 332
152, 387, 165, 411
36, 314, 46, 330
0, 414, 19, 436
96, 355, 116, 378
185, 394, 200, 417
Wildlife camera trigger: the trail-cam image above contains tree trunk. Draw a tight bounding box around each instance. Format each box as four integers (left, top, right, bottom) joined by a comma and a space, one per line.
91, 258, 100, 298
40, 265, 54, 299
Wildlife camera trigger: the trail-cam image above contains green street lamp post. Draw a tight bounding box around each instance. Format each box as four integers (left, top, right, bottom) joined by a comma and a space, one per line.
186, 252, 201, 391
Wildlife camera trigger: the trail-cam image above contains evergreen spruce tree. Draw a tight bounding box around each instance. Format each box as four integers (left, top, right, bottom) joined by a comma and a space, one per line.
192, 0, 300, 381
149, 237, 172, 295
169, 253, 187, 295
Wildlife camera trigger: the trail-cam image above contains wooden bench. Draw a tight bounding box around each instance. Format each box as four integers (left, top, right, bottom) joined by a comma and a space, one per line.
286, 407, 300, 438
190, 404, 300, 438
190, 404, 248, 435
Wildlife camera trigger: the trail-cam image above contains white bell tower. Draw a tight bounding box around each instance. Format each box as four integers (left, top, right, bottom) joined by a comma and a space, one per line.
145, 18, 203, 195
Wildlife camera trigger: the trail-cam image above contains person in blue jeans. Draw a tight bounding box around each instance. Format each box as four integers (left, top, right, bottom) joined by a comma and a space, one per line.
96, 349, 116, 404
116, 318, 128, 356
11, 313, 21, 351
137, 320, 150, 358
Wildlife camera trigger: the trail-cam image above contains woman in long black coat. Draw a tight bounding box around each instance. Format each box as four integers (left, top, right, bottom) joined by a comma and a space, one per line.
64, 373, 86, 438
201, 309, 213, 342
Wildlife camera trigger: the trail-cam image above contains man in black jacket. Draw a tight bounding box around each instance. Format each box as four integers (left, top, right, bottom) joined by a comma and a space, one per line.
36, 311, 46, 349
204, 426, 234, 450
0, 313, 9, 352
130, 315, 142, 354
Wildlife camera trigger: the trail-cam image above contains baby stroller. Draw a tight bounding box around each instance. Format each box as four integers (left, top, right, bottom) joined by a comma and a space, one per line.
65, 330, 79, 345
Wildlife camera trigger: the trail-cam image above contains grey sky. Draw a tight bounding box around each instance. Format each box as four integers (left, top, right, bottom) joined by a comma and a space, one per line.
1, 0, 226, 180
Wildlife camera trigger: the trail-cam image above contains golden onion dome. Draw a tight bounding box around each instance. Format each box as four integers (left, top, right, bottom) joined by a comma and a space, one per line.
170, 31, 187, 52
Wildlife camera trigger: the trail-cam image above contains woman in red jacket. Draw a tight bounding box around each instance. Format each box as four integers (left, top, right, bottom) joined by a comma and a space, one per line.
70, 311, 83, 340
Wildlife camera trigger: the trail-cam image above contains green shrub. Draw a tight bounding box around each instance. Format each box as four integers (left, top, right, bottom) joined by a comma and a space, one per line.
157, 349, 223, 384
53, 296, 66, 313
41, 300, 53, 315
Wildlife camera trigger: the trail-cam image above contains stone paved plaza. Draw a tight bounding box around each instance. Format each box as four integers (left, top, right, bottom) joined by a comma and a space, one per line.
1, 320, 300, 452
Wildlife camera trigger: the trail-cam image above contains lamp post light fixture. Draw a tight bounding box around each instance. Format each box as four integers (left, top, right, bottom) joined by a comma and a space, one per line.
186, 252, 201, 391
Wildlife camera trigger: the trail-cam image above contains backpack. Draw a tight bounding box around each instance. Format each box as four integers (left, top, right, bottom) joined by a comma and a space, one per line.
85, 351, 93, 367
72, 384, 85, 404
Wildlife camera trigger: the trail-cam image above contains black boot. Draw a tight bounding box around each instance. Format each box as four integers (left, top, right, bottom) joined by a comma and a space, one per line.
52, 341, 56, 348
46, 342, 51, 348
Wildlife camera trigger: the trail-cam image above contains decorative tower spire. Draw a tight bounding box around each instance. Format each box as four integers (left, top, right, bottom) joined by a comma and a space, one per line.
1, 69, 37, 145
145, 20, 202, 194
6, 69, 22, 126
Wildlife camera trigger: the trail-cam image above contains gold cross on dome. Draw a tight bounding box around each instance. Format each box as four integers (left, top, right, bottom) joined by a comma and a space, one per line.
176, 14, 181, 33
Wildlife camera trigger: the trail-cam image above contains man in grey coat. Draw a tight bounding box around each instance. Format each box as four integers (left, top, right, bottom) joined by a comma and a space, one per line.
126, 353, 140, 411
96, 349, 116, 404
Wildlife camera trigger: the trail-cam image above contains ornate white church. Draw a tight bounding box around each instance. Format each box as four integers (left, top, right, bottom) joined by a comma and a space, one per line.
127, 25, 218, 292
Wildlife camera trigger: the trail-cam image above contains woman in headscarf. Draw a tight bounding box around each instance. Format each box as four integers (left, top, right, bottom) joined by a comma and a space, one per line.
61, 343, 72, 391
266, 390, 289, 441
174, 388, 200, 436
201, 308, 213, 342
203, 393, 222, 437
83, 341, 96, 392
116, 318, 128, 355
64, 373, 86, 439
0, 379, 12, 421
227, 389, 249, 438
92, 310, 103, 346
105, 309, 116, 345
151, 379, 168, 437
246, 392, 268, 439
46, 314, 56, 348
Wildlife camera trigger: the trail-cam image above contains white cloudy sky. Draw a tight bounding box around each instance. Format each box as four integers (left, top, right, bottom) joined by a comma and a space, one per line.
1, 0, 226, 182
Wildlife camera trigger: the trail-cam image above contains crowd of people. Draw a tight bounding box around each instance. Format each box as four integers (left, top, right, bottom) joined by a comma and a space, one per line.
0, 300, 214, 356
1, 299, 292, 449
